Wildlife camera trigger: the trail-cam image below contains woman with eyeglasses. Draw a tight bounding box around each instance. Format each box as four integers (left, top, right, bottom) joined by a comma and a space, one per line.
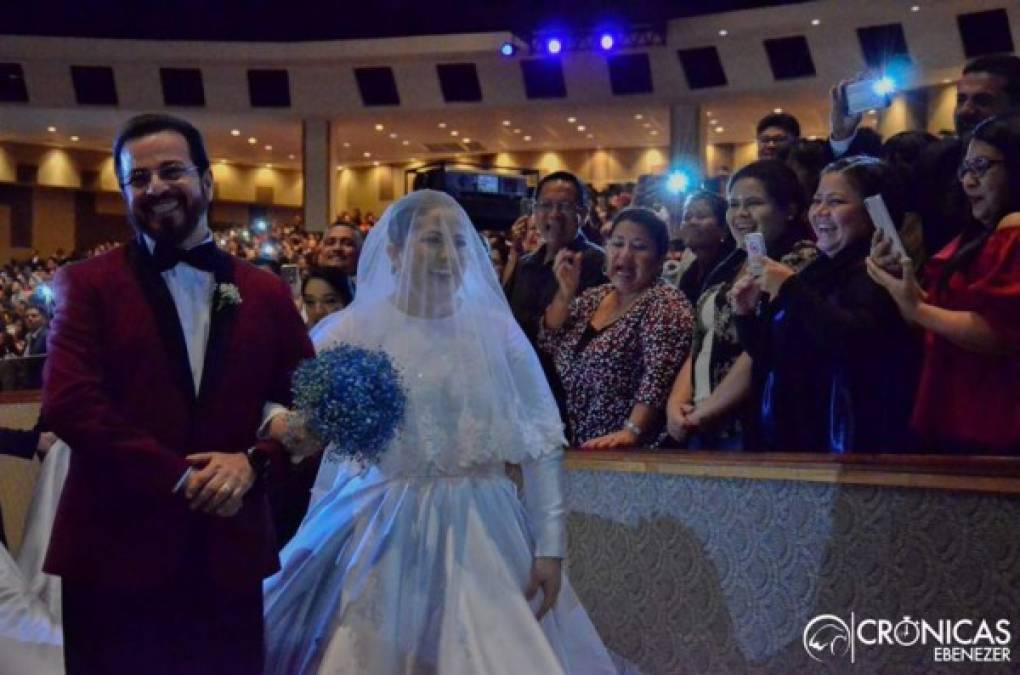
868, 112, 1020, 453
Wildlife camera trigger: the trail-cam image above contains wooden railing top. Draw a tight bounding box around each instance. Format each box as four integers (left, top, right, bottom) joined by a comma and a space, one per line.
0, 390, 42, 405
564, 450, 1020, 495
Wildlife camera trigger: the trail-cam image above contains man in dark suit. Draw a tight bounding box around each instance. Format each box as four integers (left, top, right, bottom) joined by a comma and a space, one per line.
23, 305, 48, 356
41, 113, 313, 675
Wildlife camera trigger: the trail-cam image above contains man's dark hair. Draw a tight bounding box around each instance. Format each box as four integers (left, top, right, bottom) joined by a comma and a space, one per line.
728, 159, 812, 242
756, 112, 801, 139
112, 113, 211, 182
535, 171, 588, 207
963, 54, 1020, 107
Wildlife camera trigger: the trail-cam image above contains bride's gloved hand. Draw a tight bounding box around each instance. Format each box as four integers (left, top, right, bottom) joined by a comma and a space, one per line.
521, 451, 565, 619
526, 557, 562, 620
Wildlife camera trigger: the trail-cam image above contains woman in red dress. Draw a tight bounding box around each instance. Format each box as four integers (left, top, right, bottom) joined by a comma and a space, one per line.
868, 112, 1020, 453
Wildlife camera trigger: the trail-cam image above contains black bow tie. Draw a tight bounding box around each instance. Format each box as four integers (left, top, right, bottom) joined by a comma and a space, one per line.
151, 240, 219, 273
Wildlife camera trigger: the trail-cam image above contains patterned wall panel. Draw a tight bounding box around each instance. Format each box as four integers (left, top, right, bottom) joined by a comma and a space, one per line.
565, 470, 1020, 674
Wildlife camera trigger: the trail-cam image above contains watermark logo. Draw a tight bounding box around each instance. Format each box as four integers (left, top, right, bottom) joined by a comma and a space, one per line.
802, 614, 1012, 665
803, 614, 853, 663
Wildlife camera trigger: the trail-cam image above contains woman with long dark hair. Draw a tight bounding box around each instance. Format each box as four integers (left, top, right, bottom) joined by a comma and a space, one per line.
868, 112, 1020, 453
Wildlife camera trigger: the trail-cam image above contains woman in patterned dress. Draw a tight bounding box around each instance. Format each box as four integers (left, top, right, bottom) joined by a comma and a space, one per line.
539, 207, 693, 449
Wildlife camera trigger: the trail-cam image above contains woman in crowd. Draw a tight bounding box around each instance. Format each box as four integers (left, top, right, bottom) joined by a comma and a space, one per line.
666, 160, 815, 449
301, 266, 353, 330
673, 190, 736, 306
729, 156, 919, 452
539, 207, 693, 449
868, 112, 1020, 453
881, 130, 939, 267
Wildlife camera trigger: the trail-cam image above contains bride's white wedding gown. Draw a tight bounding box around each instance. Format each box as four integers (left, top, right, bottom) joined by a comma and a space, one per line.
263, 300, 616, 675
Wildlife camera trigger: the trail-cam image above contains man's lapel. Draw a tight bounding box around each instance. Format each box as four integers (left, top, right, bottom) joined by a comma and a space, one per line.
197, 250, 238, 405
125, 239, 196, 403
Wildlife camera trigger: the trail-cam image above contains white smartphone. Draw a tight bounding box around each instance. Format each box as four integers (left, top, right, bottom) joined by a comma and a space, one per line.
745, 232, 766, 273
864, 194, 908, 261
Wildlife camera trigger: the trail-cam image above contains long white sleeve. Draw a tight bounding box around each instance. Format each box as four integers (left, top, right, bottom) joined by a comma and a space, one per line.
521, 450, 566, 558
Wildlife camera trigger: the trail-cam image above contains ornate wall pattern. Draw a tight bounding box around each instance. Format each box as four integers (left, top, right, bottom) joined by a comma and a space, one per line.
565, 470, 1020, 674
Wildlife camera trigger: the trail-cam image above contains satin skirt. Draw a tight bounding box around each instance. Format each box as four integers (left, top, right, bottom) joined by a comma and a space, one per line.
263, 464, 616, 675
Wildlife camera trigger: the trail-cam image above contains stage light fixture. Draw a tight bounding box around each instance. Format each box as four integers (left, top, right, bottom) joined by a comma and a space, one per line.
600, 33, 615, 51
500, 42, 516, 57
547, 38, 563, 55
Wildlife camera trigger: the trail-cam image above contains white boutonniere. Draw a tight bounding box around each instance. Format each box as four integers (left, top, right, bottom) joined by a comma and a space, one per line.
215, 283, 243, 311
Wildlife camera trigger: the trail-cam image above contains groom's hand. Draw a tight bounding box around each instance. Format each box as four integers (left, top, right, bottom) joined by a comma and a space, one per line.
525, 556, 562, 620
184, 452, 255, 517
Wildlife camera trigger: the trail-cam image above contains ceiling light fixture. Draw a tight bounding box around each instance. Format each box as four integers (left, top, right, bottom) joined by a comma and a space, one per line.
718, 29, 728, 37
375, 123, 384, 131
231, 129, 240, 136
248, 137, 257, 144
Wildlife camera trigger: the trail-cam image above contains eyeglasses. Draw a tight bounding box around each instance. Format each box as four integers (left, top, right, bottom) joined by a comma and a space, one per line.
957, 157, 1004, 181
534, 201, 583, 218
120, 164, 201, 190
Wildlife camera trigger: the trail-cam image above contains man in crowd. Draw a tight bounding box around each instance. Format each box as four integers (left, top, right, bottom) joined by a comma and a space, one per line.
317, 222, 362, 294
829, 54, 1020, 254
506, 171, 606, 426
42, 113, 312, 675
23, 305, 48, 356
756, 112, 801, 159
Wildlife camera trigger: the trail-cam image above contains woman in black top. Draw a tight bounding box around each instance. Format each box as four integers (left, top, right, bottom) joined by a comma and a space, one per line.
730, 156, 920, 452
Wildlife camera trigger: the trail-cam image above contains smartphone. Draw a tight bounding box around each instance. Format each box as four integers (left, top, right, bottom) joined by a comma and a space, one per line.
844, 79, 892, 117
745, 232, 766, 274
863, 195, 908, 261
280, 264, 301, 299
519, 197, 535, 218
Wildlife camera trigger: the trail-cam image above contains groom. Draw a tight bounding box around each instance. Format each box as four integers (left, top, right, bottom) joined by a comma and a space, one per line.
41, 113, 313, 674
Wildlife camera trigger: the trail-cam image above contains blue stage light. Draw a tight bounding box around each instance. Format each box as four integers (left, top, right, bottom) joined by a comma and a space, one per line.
599, 33, 615, 51
499, 42, 516, 57
546, 38, 563, 55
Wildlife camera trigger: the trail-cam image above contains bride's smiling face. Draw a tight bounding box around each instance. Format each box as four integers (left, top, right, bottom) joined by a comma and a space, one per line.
390, 206, 469, 301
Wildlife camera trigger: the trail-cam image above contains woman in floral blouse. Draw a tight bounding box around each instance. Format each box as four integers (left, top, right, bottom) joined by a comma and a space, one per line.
539, 207, 693, 448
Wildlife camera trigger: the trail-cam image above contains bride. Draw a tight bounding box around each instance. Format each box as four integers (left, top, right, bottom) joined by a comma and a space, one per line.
263, 190, 616, 674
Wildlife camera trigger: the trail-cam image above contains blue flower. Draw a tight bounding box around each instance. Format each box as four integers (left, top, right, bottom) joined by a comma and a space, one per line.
292, 345, 407, 463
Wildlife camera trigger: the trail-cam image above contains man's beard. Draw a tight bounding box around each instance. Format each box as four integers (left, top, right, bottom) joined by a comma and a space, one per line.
129, 190, 208, 246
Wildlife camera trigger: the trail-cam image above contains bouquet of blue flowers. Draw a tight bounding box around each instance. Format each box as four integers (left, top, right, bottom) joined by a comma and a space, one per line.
291, 344, 407, 463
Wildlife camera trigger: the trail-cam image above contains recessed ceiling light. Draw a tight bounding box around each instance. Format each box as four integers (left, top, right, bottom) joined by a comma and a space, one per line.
714, 126, 724, 133
811, 18, 821, 26
706, 111, 713, 116
47, 126, 57, 133
389, 133, 398, 139
587, 133, 594, 139
230, 129, 240, 136
248, 137, 257, 144
373, 160, 380, 166
634, 113, 643, 120
363, 151, 372, 157
219, 159, 227, 164
868, 109, 877, 115
450, 130, 459, 136
643, 122, 651, 128
343, 142, 351, 148
502, 120, 511, 126
513, 128, 521, 134
567, 116, 577, 123
942, 78, 952, 84
650, 130, 658, 135
375, 123, 384, 131
265, 163, 273, 168
523, 135, 532, 141
336, 164, 344, 170
264, 145, 272, 151
70, 136, 79, 142
911, 5, 920, 11
773, 108, 783, 114
402, 140, 410, 146
577, 125, 586, 132
463, 138, 471, 143
288, 154, 295, 160
808, 135, 818, 140
718, 29, 728, 36
438, 122, 447, 128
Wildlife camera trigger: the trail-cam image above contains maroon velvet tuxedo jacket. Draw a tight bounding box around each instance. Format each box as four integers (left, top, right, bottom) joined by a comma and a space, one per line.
41, 239, 313, 591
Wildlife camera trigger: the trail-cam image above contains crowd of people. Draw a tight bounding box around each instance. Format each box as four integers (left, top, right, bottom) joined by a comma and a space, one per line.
4, 54, 1020, 458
